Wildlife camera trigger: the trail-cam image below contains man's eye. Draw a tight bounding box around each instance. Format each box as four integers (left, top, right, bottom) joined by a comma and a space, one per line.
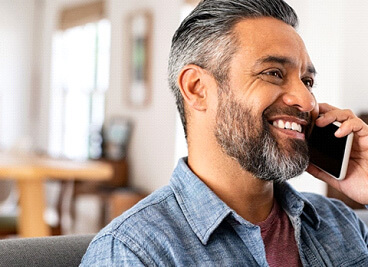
264, 70, 283, 79
302, 78, 314, 89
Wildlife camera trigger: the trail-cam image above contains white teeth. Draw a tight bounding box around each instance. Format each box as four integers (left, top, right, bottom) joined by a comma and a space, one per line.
278, 120, 285, 129
272, 119, 302, 133
285, 121, 291, 129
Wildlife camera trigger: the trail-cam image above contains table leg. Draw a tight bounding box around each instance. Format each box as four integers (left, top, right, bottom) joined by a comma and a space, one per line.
16, 179, 51, 237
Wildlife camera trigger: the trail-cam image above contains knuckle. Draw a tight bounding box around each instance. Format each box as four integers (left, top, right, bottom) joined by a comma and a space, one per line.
343, 109, 354, 116
356, 118, 367, 127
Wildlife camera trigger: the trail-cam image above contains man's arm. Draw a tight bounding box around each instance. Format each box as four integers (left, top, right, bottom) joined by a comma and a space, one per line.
80, 234, 146, 267
307, 103, 368, 205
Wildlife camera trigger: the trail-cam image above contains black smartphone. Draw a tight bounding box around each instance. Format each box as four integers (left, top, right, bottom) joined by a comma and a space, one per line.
308, 122, 353, 180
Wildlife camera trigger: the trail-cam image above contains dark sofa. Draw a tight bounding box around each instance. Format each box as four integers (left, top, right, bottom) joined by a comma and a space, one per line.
0, 234, 94, 267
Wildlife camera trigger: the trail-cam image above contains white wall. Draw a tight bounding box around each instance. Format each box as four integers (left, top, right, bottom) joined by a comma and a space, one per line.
340, 1, 368, 115
107, 0, 182, 191
0, 0, 35, 149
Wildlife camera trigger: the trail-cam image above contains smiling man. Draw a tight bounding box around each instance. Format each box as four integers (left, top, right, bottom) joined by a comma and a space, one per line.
81, 0, 368, 266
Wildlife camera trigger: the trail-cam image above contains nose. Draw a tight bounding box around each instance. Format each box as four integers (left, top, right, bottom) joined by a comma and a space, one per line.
282, 80, 316, 112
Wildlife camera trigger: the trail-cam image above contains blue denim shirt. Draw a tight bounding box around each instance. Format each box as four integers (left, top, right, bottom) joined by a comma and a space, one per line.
81, 158, 368, 266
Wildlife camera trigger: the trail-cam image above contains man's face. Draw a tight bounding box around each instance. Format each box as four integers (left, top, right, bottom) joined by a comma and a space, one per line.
214, 17, 318, 182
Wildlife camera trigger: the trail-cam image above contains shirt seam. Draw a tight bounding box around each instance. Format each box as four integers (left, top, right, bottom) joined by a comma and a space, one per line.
113, 232, 157, 267
173, 167, 231, 244
110, 192, 176, 266
344, 254, 368, 266
92, 232, 157, 266
112, 190, 175, 232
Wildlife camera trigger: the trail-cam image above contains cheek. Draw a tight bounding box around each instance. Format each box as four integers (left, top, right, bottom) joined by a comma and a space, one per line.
246, 90, 280, 114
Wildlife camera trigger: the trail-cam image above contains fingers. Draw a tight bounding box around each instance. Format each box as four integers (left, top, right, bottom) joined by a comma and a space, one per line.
316, 104, 355, 126
315, 103, 368, 138
317, 102, 336, 114
336, 118, 368, 138
307, 164, 341, 188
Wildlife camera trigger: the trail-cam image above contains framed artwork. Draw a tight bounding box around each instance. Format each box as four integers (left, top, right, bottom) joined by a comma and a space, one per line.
103, 117, 133, 160
126, 10, 153, 107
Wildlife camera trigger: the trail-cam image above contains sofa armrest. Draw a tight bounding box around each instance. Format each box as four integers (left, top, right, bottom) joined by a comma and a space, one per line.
0, 234, 94, 267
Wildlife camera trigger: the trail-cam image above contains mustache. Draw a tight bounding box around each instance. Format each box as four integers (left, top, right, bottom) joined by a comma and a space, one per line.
263, 106, 312, 125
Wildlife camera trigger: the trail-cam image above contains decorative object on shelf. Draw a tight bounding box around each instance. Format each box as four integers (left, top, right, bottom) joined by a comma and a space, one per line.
89, 125, 104, 159
103, 117, 132, 160
126, 10, 153, 107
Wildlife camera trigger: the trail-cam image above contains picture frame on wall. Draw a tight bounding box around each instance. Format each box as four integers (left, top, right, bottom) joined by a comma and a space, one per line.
103, 116, 133, 160
126, 10, 153, 107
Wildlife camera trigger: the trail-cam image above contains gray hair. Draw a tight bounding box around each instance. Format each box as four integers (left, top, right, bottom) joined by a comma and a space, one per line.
168, 0, 298, 138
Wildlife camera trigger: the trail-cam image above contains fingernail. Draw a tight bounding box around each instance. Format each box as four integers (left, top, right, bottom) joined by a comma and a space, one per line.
335, 128, 342, 136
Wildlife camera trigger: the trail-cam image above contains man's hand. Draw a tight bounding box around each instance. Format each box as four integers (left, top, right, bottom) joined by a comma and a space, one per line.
307, 103, 368, 205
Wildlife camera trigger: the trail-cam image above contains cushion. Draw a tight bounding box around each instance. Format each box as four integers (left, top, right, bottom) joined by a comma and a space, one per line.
0, 234, 94, 267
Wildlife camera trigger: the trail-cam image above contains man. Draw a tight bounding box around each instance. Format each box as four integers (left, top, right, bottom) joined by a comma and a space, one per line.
81, 0, 368, 266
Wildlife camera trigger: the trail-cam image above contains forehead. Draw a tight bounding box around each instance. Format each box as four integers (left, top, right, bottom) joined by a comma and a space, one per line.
232, 17, 313, 71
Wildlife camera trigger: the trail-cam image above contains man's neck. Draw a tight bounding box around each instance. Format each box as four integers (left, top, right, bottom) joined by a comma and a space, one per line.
187, 148, 274, 224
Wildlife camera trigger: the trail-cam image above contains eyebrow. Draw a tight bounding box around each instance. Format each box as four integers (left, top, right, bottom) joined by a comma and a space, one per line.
254, 55, 317, 75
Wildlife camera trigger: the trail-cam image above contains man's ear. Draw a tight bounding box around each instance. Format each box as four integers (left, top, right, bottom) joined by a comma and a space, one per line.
177, 64, 208, 111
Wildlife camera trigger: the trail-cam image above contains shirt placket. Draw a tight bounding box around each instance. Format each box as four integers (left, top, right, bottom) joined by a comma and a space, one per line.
288, 212, 330, 267
231, 222, 269, 267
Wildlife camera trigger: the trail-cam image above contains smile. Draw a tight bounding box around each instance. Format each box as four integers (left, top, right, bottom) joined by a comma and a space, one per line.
272, 119, 302, 133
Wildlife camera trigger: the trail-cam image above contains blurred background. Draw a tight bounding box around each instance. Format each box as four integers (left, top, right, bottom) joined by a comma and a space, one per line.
0, 0, 367, 237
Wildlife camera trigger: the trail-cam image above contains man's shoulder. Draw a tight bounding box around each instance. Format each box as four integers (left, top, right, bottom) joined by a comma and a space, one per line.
302, 191, 350, 208
81, 185, 187, 265
94, 185, 183, 243
301, 191, 360, 221
121, 186, 176, 220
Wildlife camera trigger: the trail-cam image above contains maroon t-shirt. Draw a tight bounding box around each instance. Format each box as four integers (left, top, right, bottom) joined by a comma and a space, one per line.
257, 200, 302, 267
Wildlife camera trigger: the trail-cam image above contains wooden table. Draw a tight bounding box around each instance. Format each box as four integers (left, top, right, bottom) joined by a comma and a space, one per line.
0, 153, 113, 237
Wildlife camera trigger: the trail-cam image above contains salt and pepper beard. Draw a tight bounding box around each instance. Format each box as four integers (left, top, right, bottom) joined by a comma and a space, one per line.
214, 88, 310, 183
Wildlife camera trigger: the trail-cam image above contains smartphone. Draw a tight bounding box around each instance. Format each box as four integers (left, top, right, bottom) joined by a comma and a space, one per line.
308, 121, 353, 180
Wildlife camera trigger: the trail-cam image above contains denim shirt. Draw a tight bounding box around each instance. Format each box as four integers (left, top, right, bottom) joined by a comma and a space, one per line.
81, 158, 368, 266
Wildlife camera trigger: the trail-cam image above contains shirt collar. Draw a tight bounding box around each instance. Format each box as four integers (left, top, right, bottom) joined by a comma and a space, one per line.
170, 158, 321, 244
275, 182, 321, 229
170, 158, 233, 245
